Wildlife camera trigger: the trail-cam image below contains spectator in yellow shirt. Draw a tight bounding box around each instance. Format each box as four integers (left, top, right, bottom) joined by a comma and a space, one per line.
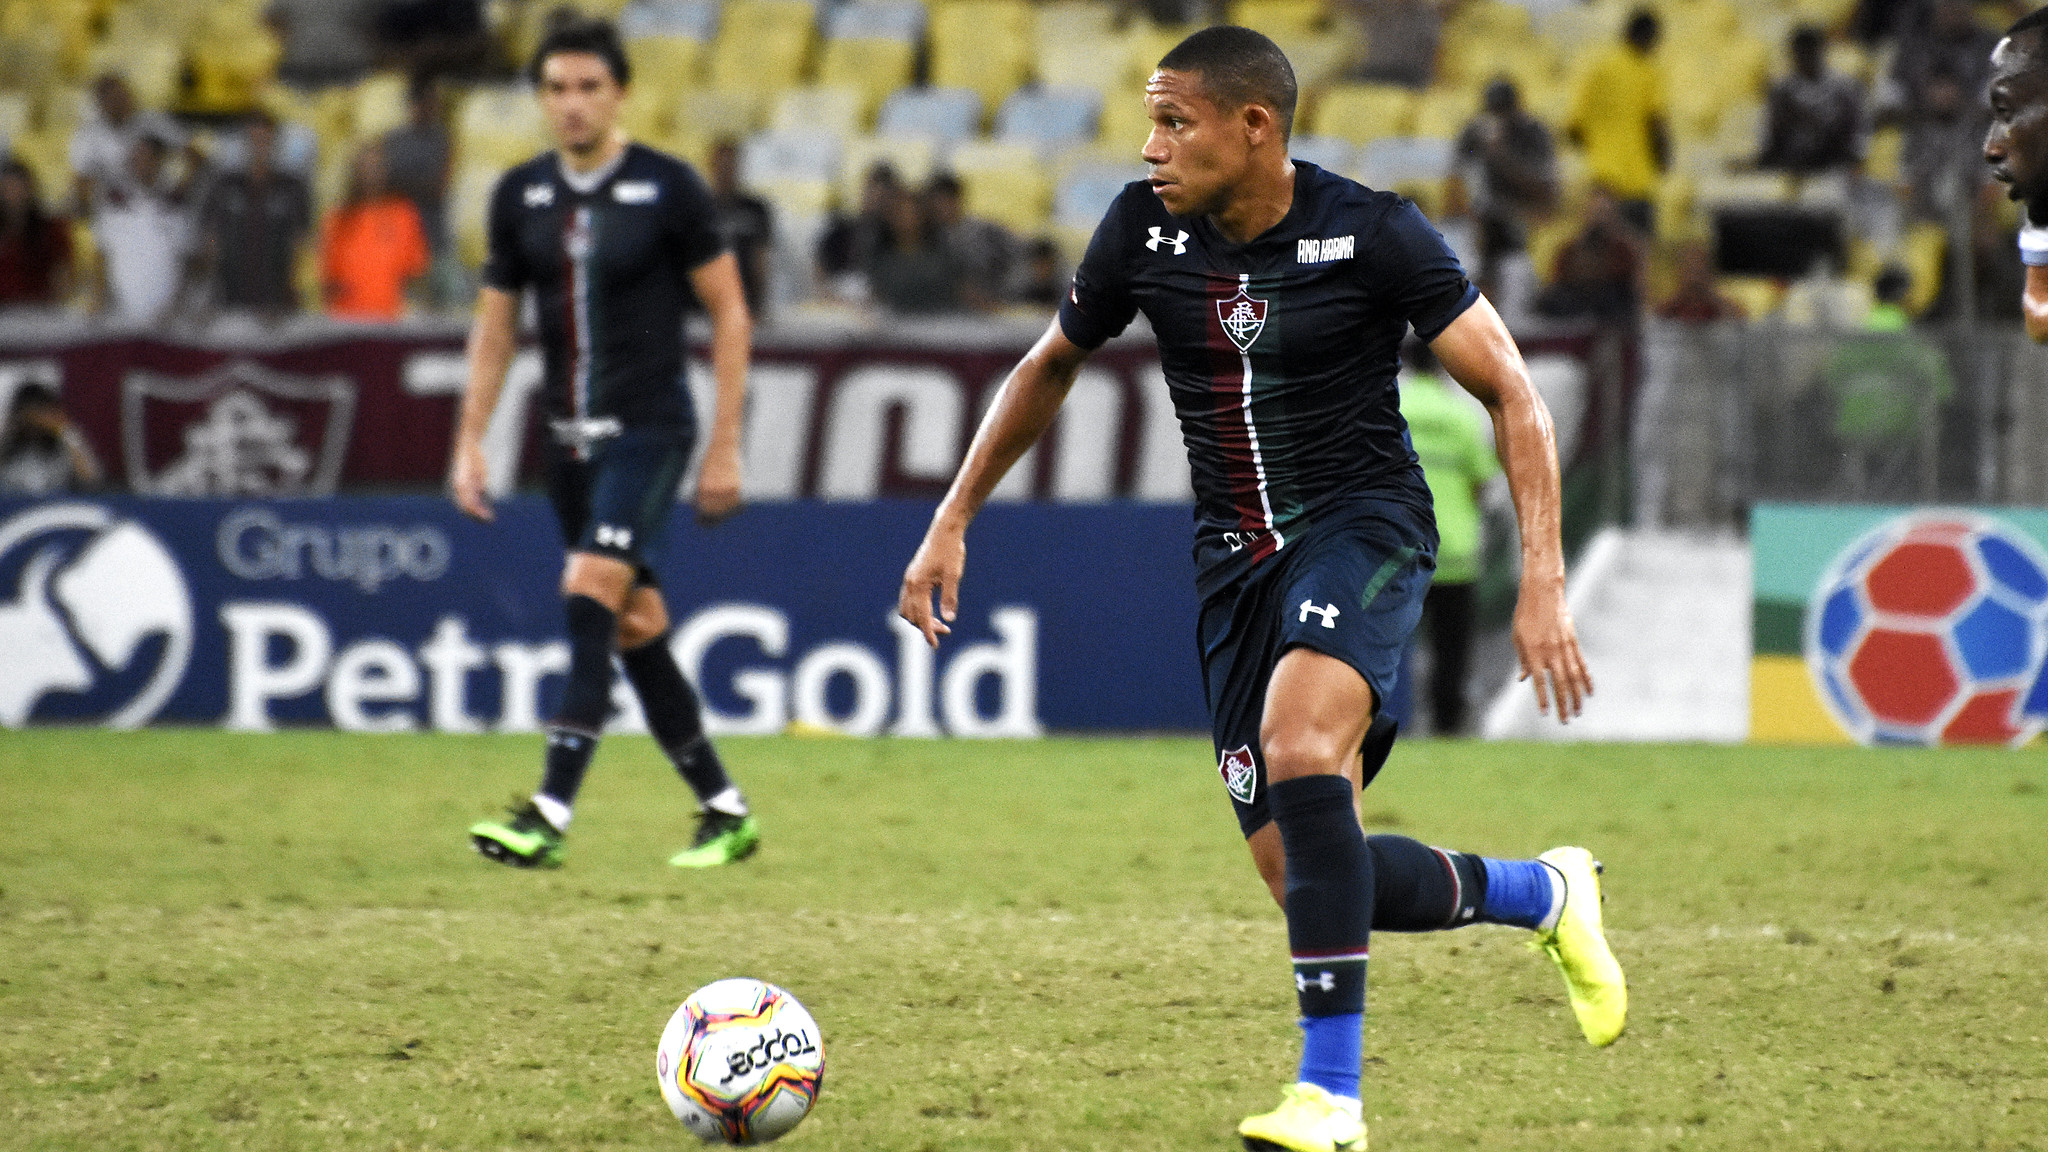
1568, 9, 1669, 234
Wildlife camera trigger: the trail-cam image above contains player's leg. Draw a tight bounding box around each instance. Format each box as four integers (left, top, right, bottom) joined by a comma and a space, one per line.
1237, 647, 1375, 1152
614, 584, 760, 868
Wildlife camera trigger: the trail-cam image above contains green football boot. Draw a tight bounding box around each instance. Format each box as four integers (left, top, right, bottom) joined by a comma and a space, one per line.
469, 801, 565, 869
1533, 846, 1628, 1047
1238, 1082, 1367, 1152
668, 810, 760, 868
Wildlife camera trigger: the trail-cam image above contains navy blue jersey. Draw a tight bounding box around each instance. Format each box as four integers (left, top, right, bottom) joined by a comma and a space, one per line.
483, 143, 726, 440
1059, 161, 1477, 584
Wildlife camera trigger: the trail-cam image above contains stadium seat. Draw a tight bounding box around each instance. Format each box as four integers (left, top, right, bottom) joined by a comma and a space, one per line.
1227, 0, 1326, 39
947, 139, 1051, 234
1266, 33, 1348, 88
457, 87, 549, 169
449, 162, 504, 269
822, 1, 924, 41
928, 0, 1033, 121
837, 134, 935, 206
818, 40, 915, 122
1033, 2, 1120, 92
707, 0, 817, 92
628, 37, 710, 106
876, 87, 981, 143
1094, 87, 1153, 153
1308, 84, 1418, 145
1410, 87, 1475, 142
1288, 134, 1354, 175
180, 7, 281, 116
620, 0, 721, 39
741, 128, 844, 184
1354, 136, 1454, 193
674, 88, 768, 142
353, 73, 411, 140
1053, 154, 1144, 229
770, 86, 864, 137
0, 91, 29, 147
996, 86, 1101, 156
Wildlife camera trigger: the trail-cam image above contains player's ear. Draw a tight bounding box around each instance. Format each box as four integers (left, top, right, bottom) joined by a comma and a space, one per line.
1242, 101, 1275, 147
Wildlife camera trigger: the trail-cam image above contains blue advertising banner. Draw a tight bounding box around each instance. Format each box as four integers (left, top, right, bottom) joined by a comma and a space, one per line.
0, 496, 1208, 734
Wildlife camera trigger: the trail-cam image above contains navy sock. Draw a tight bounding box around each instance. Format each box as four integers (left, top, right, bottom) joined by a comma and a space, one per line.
1367, 835, 1487, 932
538, 595, 617, 807
1298, 1013, 1362, 1101
1478, 857, 1560, 930
621, 636, 735, 806
1270, 773, 1372, 1098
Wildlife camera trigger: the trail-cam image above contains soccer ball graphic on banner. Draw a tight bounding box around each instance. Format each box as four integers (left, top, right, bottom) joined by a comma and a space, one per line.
656, 979, 823, 1144
1805, 513, 2048, 746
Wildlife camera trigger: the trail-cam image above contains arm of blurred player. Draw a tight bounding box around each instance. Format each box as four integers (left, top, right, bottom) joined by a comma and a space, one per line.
689, 251, 752, 525
899, 320, 1090, 647
450, 285, 517, 522
1429, 295, 1592, 721
2025, 266, 2048, 343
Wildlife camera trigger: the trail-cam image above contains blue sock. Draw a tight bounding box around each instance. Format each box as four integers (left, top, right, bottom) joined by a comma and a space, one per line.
1298, 1013, 1363, 1101
1478, 857, 1559, 930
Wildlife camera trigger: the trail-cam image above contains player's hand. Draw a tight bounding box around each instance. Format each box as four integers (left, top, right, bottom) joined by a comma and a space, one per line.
695, 440, 743, 525
1512, 577, 1592, 723
450, 441, 493, 522
898, 527, 965, 649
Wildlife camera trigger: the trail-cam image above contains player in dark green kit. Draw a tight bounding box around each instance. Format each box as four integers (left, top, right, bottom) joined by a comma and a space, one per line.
453, 19, 759, 870
900, 28, 1622, 1152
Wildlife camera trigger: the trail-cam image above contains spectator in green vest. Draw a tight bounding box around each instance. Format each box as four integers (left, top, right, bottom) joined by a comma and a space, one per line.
1819, 266, 1952, 499
1399, 337, 1502, 735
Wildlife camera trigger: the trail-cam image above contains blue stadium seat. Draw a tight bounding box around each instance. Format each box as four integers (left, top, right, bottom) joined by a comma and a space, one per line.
1055, 159, 1146, 230
824, 1, 926, 41
876, 87, 982, 143
996, 86, 1102, 155
1288, 135, 1355, 175
620, 0, 722, 39
1354, 137, 1454, 190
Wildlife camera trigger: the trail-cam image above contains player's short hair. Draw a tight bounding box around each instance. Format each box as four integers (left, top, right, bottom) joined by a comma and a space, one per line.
529, 17, 632, 87
2005, 6, 2048, 66
1157, 26, 1299, 141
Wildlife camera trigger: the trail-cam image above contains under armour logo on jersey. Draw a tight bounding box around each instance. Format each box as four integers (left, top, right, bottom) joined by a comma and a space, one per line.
1295, 971, 1337, 993
524, 183, 555, 207
1299, 600, 1340, 628
593, 523, 633, 549
1146, 226, 1188, 254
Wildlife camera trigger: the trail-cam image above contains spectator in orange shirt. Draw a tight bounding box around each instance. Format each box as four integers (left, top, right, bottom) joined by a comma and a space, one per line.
321, 143, 429, 320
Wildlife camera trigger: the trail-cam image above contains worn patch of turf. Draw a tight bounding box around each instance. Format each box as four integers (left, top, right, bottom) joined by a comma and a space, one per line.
2, 730, 2044, 1150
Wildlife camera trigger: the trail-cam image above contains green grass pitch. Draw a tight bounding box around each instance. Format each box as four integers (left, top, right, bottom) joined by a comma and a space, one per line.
4, 729, 2046, 1150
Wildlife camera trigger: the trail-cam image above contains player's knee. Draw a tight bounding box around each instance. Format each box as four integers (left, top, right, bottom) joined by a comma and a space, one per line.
561, 552, 635, 610
617, 601, 670, 649
1260, 722, 1354, 782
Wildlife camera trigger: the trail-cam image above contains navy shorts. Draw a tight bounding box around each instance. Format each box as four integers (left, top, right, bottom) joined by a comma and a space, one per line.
1196, 500, 1436, 837
544, 427, 692, 585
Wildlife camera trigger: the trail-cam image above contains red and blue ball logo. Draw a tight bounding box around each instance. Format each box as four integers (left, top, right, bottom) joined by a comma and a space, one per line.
1805, 513, 2048, 746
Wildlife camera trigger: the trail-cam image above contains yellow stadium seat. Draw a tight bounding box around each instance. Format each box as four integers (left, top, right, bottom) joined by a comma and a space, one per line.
818, 39, 915, 122
450, 163, 505, 269
1119, 21, 1192, 89
84, 36, 182, 109
1717, 276, 1783, 318
1095, 87, 1153, 154
456, 88, 548, 169
1034, 0, 1117, 71
770, 86, 863, 136
0, 91, 29, 142
1268, 33, 1348, 88
675, 88, 768, 142
1411, 87, 1474, 141
1900, 221, 1945, 316
353, 72, 410, 139
947, 140, 1051, 234
1865, 126, 1903, 183
930, 0, 1034, 116
1228, 0, 1326, 39
708, 0, 816, 92
837, 134, 936, 205
179, 7, 282, 116
629, 36, 708, 104
752, 175, 835, 219
1308, 84, 1417, 145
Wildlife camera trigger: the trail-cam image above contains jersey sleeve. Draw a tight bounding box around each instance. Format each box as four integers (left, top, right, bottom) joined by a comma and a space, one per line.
665, 160, 729, 271
1056, 190, 1139, 350
1362, 198, 1480, 342
479, 172, 528, 292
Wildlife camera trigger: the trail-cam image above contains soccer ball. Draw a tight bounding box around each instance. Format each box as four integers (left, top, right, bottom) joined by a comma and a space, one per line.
1805, 512, 2048, 746
656, 979, 824, 1144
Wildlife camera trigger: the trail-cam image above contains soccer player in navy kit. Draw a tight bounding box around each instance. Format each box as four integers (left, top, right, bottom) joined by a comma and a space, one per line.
900, 28, 1624, 1152
453, 19, 760, 870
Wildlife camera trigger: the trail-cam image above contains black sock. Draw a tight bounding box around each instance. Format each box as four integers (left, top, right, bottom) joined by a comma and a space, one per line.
621, 636, 736, 806
1270, 774, 1373, 1018
1367, 835, 1487, 931
539, 595, 617, 807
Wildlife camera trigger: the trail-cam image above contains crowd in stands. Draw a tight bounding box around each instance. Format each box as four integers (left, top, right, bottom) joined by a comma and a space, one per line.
0, 0, 2031, 335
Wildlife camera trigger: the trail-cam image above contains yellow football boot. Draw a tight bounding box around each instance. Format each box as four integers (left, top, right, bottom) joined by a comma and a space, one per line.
1534, 846, 1628, 1046
1237, 1082, 1366, 1152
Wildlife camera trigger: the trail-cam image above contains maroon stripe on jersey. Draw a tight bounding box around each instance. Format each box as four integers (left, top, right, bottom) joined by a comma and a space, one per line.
1200, 273, 1278, 560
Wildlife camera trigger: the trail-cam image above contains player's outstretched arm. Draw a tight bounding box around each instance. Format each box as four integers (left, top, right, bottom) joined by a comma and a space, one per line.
451, 285, 519, 522
2024, 265, 2048, 343
690, 251, 752, 524
1429, 295, 1593, 721
899, 320, 1091, 647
